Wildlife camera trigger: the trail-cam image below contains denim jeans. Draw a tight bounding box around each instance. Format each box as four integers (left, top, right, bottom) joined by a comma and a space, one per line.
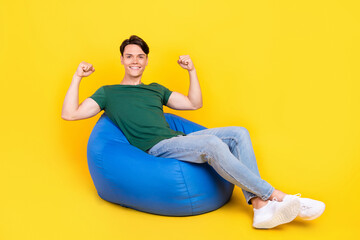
147, 126, 275, 204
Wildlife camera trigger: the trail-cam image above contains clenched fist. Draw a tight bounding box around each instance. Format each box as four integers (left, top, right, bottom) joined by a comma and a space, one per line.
75, 61, 95, 78
177, 55, 195, 71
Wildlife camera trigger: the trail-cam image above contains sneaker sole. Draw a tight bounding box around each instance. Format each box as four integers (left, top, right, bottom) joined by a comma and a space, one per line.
253, 198, 300, 229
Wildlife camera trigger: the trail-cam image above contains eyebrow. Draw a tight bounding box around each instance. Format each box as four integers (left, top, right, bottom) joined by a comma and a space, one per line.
124, 53, 146, 56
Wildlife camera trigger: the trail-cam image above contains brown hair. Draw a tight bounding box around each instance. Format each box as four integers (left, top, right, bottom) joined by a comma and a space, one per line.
120, 35, 149, 56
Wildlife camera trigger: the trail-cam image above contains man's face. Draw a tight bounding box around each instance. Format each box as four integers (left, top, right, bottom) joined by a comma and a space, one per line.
121, 44, 148, 78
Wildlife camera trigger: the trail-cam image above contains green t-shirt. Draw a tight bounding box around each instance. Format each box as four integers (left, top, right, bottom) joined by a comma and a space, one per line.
89, 82, 185, 152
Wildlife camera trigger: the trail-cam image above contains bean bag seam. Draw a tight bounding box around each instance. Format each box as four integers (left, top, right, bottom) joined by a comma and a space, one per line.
177, 161, 194, 215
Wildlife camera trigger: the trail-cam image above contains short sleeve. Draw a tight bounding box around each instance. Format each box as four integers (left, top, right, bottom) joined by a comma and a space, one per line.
161, 85, 173, 105
89, 86, 106, 110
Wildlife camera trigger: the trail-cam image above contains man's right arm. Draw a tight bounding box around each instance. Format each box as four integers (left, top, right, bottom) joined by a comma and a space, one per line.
61, 62, 101, 121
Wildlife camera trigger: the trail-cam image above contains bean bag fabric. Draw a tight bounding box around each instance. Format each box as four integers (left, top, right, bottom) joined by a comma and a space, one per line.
87, 113, 234, 216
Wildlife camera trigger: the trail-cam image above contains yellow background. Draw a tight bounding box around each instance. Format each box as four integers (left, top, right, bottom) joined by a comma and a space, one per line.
1, 0, 359, 239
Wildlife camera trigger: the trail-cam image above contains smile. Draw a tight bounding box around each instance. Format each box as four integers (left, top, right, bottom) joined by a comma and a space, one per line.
129, 66, 141, 69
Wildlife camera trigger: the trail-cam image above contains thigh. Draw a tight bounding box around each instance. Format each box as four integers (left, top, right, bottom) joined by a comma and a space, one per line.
188, 126, 248, 146
147, 134, 224, 164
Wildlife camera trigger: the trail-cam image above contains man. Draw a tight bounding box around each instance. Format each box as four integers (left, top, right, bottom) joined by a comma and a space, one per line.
62, 35, 325, 229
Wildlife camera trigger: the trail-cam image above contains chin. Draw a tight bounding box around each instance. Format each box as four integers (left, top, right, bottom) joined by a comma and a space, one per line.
133, 72, 144, 77
128, 73, 142, 78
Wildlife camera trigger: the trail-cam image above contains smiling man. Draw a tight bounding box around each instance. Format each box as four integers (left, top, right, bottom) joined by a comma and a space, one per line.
61, 35, 325, 229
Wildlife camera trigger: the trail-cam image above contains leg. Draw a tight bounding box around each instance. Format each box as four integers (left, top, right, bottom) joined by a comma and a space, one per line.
188, 126, 262, 204
147, 134, 275, 201
148, 132, 304, 229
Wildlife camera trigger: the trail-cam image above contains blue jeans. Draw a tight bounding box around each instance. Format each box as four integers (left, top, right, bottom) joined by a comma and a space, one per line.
147, 126, 275, 205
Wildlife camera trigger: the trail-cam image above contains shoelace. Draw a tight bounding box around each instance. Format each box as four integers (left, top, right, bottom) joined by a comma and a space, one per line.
260, 193, 302, 210
294, 193, 311, 210
301, 205, 312, 210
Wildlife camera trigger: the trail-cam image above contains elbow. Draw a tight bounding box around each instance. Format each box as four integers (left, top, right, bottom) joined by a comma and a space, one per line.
61, 112, 76, 121
187, 96, 202, 110
61, 114, 72, 121
196, 100, 203, 109
192, 103, 203, 110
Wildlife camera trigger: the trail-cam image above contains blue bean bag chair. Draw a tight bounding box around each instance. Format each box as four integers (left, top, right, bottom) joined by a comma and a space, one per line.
87, 113, 234, 216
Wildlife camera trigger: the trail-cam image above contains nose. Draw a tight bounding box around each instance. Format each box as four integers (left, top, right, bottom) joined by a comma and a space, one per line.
132, 57, 139, 64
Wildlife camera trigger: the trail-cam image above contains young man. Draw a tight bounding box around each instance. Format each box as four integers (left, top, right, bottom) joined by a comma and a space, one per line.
61, 35, 325, 229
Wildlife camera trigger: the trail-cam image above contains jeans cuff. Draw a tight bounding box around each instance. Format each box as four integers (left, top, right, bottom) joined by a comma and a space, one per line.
247, 193, 257, 205
261, 185, 275, 201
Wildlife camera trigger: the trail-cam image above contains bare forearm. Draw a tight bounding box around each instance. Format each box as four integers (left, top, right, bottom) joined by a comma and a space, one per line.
187, 69, 202, 108
61, 74, 82, 118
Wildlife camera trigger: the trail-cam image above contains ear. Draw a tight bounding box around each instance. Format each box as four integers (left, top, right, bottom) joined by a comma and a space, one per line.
120, 55, 124, 65
145, 56, 149, 66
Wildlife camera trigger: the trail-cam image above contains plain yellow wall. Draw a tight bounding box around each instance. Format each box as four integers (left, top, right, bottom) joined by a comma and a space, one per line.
1, 0, 359, 239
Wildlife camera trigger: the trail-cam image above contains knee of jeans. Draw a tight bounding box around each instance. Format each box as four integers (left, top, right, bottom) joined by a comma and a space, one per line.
205, 135, 223, 146
202, 135, 227, 155
232, 126, 250, 138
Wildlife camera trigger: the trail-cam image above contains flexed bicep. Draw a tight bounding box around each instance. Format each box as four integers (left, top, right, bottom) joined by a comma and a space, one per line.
166, 91, 198, 110
63, 98, 101, 121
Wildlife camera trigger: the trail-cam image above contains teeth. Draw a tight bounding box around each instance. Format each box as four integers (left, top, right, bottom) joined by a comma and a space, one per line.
130, 66, 140, 69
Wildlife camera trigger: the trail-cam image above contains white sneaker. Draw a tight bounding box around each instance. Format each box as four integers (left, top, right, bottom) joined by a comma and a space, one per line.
296, 194, 325, 220
252, 196, 300, 229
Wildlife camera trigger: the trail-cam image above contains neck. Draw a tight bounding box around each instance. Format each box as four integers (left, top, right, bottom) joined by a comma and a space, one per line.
120, 74, 143, 85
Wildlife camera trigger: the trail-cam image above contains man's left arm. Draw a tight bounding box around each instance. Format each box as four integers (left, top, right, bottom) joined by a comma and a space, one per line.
166, 55, 203, 110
